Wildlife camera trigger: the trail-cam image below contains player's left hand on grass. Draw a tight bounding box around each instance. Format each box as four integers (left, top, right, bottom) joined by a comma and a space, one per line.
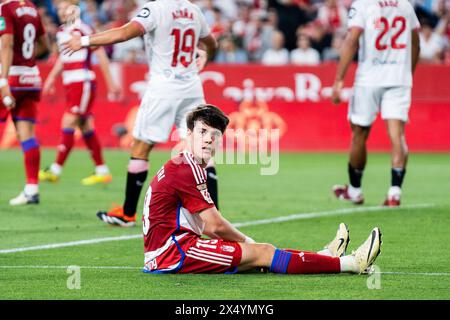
196, 49, 208, 72
1, 86, 16, 110
61, 33, 82, 56
331, 80, 343, 105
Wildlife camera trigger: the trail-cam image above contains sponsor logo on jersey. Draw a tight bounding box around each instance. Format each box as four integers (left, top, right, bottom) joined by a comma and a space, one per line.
0, 17, 6, 31
137, 8, 151, 18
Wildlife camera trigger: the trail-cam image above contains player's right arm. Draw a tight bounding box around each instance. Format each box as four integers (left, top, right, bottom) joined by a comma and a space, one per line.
199, 207, 254, 243
42, 57, 63, 96
331, 0, 364, 104
62, 21, 144, 55
331, 27, 362, 104
411, 29, 420, 74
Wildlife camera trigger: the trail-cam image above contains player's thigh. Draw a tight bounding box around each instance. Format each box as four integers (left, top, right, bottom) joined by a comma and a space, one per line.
348, 86, 382, 127
175, 97, 205, 140
132, 98, 179, 144
65, 81, 95, 117
178, 238, 242, 274
380, 87, 411, 123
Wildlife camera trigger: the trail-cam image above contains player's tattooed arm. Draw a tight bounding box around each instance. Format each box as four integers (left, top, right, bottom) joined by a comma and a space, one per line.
0, 34, 15, 109
199, 34, 218, 63
332, 27, 362, 104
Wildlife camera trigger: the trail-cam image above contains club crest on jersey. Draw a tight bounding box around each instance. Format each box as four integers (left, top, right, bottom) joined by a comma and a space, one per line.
196, 183, 207, 191
348, 7, 356, 19
137, 8, 151, 18
0, 17, 5, 31
221, 245, 235, 253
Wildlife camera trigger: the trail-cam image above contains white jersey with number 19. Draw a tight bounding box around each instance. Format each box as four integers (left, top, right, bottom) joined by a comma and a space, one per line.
348, 0, 420, 87
131, 0, 211, 99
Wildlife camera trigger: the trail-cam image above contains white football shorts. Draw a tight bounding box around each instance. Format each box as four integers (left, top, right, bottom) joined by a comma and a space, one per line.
133, 95, 205, 144
348, 86, 411, 126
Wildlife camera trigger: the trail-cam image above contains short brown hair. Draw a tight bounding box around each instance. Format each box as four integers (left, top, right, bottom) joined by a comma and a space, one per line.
186, 104, 229, 134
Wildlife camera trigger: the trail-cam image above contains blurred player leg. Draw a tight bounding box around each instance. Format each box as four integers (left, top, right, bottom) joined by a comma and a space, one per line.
39, 113, 78, 182
10, 120, 40, 205
238, 227, 381, 275
380, 87, 411, 206
80, 116, 112, 185
334, 87, 380, 204
123, 140, 153, 216
384, 120, 408, 206
96, 139, 152, 226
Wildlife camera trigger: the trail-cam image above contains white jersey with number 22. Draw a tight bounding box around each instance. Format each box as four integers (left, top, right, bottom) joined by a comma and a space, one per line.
131, 0, 211, 99
348, 0, 420, 87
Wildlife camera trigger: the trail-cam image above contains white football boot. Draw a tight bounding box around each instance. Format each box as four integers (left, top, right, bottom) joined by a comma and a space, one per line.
352, 227, 382, 274
323, 223, 350, 257
9, 192, 40, 206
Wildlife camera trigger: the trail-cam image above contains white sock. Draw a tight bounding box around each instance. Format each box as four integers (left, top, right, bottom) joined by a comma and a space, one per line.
388, 186, 401, 199
24, 184, 39, 196
317, 248, 332, 257
348, 185, 362, 198
95, 165, 110, 175
339, 255, 359, 273
50, 163, 62, 176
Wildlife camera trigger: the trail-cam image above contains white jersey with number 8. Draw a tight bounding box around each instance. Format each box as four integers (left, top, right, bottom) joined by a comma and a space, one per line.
131, 0, 211, 99
348, 0, 420, 87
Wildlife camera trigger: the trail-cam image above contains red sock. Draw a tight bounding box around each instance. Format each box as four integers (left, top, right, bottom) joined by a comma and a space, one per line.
83, 130, 104, 166
56, 129, 75, 166
270, 249, 340, 274
286, 251, 341, 274
21, 138, 40, 184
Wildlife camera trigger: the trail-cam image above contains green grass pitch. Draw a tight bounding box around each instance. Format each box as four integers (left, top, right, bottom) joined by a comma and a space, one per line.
0, 149, 449, 299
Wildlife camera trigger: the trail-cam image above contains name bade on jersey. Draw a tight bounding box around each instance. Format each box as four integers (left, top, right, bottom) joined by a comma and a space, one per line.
172, 9, 194, 21
0, 17, 5, 31
15, 6, 38, 18
378, 0, 399, 8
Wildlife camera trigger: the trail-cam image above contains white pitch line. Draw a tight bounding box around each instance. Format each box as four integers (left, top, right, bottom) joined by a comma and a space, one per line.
232, 203, 434, 228
0, 203, 434, 254
0, 265, 449, 277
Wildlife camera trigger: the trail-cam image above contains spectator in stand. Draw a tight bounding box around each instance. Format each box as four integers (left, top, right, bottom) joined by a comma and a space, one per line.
210, 6, 230, 39
322, 31, 344, 62
290, 33, 320, 65
261, 30, 289, 65
215, 34, 249, 63
267, 0, 315, 50
419, 20, 446, 63
244, 10, 273, 61
316, 0, 347, 34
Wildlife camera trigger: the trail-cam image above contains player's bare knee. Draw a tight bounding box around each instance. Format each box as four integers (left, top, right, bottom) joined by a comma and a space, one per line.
255, 243, 276, 266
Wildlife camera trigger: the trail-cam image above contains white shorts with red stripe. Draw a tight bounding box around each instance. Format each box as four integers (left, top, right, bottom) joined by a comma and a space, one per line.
143, 234, 242, 274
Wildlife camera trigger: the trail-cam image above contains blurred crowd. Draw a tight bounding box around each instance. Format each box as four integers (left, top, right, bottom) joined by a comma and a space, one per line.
34, 0, 450, 65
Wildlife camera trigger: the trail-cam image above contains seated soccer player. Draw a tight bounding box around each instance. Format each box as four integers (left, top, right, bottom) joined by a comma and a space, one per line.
142, 104, 382, 274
